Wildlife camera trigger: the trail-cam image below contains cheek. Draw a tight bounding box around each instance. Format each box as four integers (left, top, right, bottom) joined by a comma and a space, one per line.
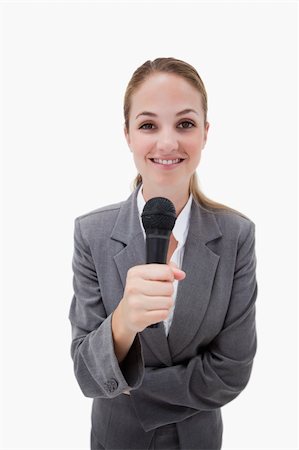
190, 131, 206, 150
132, 151, 146, 170
131, 136, 153, 157
183, 133, 204, 151
189, 146, 202, 165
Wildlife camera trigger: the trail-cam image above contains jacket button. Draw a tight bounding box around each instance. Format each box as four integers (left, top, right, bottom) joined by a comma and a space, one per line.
104, 378, 118, 393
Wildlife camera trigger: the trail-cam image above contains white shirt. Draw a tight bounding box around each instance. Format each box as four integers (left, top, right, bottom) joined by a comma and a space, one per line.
137, 184, 193, 336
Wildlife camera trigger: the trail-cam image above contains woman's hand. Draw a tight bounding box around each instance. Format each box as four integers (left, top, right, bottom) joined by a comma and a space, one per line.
117, 261, 186, 334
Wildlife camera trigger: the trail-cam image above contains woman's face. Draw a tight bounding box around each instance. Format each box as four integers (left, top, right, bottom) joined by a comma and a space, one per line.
124, 72, 209, 194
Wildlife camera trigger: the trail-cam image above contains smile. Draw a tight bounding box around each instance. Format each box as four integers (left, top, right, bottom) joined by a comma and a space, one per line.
150, 158, 184, 166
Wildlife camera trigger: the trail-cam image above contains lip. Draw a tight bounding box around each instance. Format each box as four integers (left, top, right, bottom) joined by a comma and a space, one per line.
149, 158, 185, 169
149, 157, 185, 160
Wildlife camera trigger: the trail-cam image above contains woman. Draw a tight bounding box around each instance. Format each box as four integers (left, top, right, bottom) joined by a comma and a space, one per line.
69, 57, 258, 450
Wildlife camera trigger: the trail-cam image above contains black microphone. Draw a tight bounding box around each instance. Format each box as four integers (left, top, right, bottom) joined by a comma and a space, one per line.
141, 197, 177, 329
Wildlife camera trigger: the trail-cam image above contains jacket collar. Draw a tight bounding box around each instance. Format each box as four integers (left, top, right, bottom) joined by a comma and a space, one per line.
111, 184, 223, 365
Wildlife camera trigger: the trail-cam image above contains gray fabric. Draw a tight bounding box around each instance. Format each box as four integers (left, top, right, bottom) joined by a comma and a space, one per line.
91, 429, 105, 449
69, 184, 258, 450
91, 423, 180, 450
148, 424, 180, 449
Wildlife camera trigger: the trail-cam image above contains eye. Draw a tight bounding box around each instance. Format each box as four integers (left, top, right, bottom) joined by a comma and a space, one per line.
139, 120, 195, 130
139, 123, 155, 130
178, 121, 195, 129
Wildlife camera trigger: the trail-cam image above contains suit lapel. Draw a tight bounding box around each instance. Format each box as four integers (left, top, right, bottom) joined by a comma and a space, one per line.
110, 185, 222, 365
167, 202, 221, 358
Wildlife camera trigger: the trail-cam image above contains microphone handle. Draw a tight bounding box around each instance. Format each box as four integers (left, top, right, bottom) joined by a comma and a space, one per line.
146, 235, 169, 264
146, 235, 170, 329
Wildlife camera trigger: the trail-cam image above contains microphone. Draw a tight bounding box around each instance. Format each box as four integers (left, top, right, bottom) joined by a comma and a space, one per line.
141, 197, 177, 329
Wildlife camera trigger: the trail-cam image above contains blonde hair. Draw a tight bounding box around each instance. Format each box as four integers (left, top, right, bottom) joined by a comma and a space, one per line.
124, 57, 248, 218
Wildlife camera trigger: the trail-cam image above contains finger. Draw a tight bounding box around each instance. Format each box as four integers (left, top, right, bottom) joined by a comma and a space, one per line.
141, 295, 174, 311
139, 264, 175, 281
173, 269, 186, 280
168, 261, 186, 279
141, 279, 174, 296
169, 260, 185, 273
145, 309, 171, 324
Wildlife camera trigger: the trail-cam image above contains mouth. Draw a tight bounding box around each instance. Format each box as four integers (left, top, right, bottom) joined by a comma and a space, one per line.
149, 158, 185, 166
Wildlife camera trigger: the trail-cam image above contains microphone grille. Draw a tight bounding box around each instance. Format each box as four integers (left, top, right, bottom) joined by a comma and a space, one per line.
141, 197, 176, 231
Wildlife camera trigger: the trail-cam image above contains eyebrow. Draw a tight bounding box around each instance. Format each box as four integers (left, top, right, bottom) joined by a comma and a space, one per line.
135, 108, 199, 120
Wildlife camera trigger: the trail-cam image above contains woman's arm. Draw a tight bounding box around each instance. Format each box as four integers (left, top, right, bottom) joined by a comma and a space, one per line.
68, 217, 144, 398
111, 303, 137, 364
130, 221, 258, 431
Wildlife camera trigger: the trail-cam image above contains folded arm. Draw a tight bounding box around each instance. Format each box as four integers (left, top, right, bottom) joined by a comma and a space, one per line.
68, 217, 145, 399
131, 221, 258, 431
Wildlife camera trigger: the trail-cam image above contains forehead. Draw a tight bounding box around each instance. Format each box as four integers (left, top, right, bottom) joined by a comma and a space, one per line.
130, 72, 203, 114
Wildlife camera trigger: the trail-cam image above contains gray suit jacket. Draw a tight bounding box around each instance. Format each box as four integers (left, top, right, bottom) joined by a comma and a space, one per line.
68, 184, 258, 450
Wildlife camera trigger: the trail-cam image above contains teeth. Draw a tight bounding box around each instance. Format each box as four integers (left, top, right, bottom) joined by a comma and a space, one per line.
153, 158, 180, 165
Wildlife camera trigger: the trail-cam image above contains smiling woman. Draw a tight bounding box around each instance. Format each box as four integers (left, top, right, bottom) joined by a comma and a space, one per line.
124, 58, 248, 218
124, 68, 209, 212
68, 57, 258, 450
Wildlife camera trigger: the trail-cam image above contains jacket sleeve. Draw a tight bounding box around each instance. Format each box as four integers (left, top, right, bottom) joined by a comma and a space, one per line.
68, 217, 145, 399
130, 221, 258, 431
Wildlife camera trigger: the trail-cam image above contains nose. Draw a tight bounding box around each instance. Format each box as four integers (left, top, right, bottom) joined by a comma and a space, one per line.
156, 129, 179, 153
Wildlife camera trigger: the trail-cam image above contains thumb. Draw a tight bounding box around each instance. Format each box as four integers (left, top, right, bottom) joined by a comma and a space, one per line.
169, 261, 186, 280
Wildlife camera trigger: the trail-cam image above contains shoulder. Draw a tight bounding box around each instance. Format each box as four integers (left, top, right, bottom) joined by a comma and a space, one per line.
75, 200, 123, 222
74, 200, 124, 241
216, 208, 254, 231
198, 202, 256, 246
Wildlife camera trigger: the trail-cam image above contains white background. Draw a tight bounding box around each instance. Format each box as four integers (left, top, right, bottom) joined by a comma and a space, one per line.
1, 1, 298, 449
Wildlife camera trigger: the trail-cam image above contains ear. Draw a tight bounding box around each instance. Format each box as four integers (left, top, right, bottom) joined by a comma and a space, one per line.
124, 125, 131, 150
203, 121, 210, 148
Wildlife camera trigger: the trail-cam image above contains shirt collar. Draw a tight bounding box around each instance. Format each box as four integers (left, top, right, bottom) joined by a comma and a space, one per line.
137, 183, 192, 248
